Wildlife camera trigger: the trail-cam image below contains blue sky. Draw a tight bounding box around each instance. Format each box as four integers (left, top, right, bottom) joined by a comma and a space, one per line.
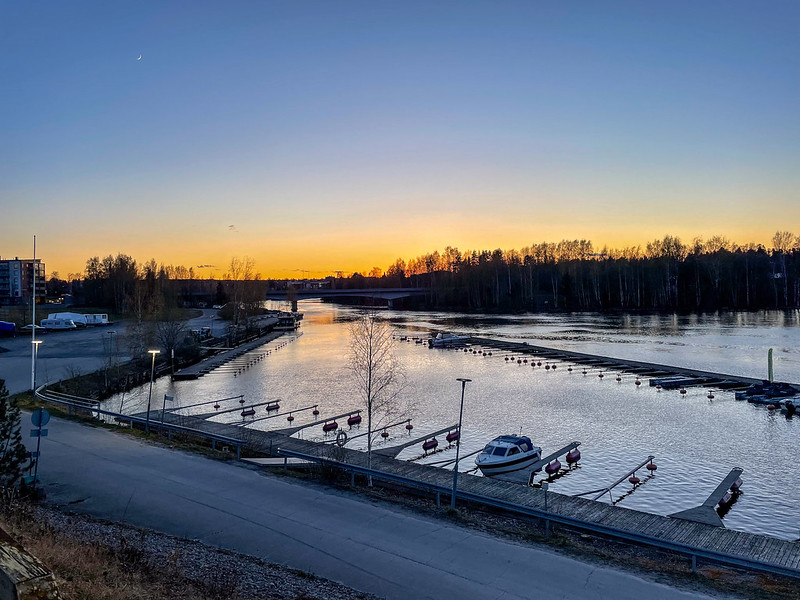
2, 1, 798, 277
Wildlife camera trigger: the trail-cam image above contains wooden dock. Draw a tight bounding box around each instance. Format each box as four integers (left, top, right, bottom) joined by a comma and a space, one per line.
671, 468, 744, 527
152, 411, 800, 577
468, 337, 768, 390
173, 330, 283, 380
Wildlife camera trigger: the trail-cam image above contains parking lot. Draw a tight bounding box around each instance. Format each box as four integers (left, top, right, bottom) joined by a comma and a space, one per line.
0, 309, 224, 395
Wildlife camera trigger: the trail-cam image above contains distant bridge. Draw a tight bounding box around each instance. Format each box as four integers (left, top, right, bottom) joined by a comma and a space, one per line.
266, 287, 429, 309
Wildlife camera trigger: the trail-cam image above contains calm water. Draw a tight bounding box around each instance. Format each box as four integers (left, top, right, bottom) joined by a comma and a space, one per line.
106, 303, 800, 541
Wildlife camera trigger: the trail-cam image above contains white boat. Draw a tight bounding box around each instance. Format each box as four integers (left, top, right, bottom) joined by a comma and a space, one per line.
430, 332, 470, 347
475, 435, 542, 476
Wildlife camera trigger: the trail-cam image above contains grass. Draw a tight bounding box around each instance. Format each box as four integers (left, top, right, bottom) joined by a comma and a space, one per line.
1, 503, 236, 599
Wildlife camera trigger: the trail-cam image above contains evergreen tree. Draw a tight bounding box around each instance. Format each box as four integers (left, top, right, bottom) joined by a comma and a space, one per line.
0, 380, 28, 488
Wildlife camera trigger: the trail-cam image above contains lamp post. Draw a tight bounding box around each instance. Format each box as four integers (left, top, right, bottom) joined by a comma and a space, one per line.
29, 234, 37, 391
31, 340, 42, 389
145, 349, 160, 433
451, 377, 471, 509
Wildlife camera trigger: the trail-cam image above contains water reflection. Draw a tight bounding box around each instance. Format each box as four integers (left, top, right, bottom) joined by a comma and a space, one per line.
104, 302, 800, 540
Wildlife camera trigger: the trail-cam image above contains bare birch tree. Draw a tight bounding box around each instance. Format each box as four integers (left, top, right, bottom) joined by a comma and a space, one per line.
348, 311, 405, 483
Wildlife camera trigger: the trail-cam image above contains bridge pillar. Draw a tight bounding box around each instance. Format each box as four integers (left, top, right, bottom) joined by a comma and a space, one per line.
291, 299, 298, 313
388, 299, 394, 309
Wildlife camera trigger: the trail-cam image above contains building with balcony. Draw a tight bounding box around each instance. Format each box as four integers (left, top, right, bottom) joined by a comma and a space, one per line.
0, 257, 46, 305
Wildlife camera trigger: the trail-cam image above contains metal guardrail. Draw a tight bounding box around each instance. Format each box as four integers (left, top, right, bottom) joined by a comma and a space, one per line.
35, 386, 245, 459
276, 447, 800, 580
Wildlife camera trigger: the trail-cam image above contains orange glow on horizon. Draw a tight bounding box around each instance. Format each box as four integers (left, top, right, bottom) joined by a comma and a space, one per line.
34, 220, 794, 281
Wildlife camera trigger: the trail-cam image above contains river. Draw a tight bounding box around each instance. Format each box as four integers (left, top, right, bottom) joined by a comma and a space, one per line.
106, 303, 800, 541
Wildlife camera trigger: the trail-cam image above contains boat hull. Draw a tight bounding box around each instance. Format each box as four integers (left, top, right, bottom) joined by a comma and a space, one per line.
476, 453, 541, 476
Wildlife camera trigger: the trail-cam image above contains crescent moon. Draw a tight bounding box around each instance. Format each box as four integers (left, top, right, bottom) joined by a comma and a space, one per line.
137, 54, 142, 61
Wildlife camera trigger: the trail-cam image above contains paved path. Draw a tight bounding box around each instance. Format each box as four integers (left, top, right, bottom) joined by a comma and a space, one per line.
28, 415, 731, 600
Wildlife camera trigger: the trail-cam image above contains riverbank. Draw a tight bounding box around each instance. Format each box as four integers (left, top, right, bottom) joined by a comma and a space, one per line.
27, 411, 740, 600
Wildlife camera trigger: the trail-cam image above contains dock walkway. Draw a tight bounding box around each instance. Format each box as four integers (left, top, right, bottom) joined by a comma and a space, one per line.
173, 330, 283, 380
153, 411, 800, 577
468, 337, 766, 390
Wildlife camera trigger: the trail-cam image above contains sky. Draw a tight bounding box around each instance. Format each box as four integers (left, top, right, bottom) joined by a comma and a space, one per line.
1, 1, 799, 279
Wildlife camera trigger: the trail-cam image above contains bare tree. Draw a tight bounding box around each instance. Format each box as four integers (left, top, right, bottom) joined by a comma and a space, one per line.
156, 305, 188, 375
348, 311, 406, 484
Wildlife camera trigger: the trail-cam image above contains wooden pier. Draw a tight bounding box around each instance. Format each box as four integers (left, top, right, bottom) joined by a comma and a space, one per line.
670, 468, 744, 527
467, 337, 767, 391
173, 330, 283, 380
151, 410, 800, 578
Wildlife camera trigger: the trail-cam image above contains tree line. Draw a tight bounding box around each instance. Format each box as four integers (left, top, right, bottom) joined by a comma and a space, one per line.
336, 231, 800, 312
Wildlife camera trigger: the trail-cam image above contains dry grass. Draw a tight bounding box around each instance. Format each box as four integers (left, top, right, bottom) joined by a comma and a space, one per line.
0, 495, 350, 600
2, 511, 234, 600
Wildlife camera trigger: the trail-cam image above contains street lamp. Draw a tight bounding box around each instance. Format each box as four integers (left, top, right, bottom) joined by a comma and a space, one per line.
31, 340, 42, 389
451, 377, 472, 509
104, 331, 116, 388
145, 349, 160, 433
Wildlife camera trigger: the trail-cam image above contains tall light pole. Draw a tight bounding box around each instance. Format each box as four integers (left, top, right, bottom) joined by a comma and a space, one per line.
451, 377, 471, 509
145, 349, 160, 433
31, 340, 42, 389
30, 234, 37, 391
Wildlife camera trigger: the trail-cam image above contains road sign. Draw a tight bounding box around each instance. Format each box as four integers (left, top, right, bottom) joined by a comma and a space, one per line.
31, 408, 50, 428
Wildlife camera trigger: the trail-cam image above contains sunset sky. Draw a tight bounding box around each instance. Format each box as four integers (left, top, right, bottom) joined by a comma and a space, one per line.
2, 1, 798, 279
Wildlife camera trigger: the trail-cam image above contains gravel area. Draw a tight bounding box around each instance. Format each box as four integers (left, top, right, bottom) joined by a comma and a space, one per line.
33, 505, 381, 600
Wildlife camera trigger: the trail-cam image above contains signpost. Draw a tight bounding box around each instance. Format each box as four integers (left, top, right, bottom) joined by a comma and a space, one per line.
161, 394, 174, 424
30, 408, 50, 492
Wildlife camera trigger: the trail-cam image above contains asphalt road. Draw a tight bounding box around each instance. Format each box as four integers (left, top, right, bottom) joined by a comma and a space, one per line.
28, 415, 731, 600
0, 310, 224, 395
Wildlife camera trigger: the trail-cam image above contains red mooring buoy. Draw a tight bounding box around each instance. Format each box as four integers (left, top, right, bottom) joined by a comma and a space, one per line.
422, 438, 438, 452
566, 449, 581, 464
405, 423, 414, 431
347, 414, 362, 426
646, 462, 657, 471
287, 414, 294, 422
629, 475, 640, 485
545, 460, 561, 475
446, 430, 460, 443
323, 421, 338, 432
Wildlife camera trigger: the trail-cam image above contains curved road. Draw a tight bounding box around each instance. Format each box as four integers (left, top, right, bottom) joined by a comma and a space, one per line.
28, 416, 731, 600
